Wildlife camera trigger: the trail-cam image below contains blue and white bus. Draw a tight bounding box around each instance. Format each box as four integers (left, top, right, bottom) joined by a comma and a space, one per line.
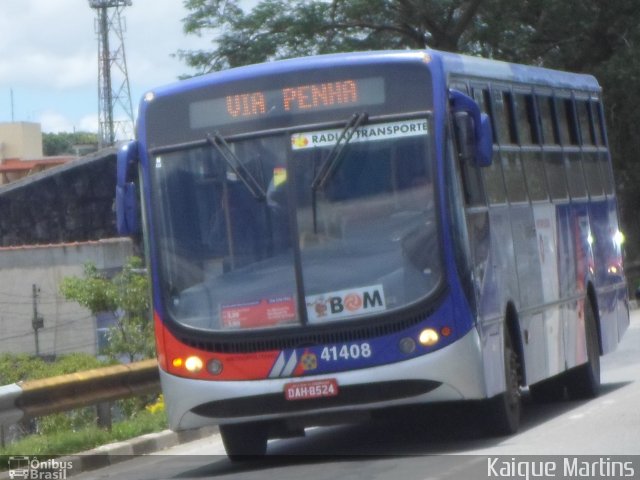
117, 49, 629, 459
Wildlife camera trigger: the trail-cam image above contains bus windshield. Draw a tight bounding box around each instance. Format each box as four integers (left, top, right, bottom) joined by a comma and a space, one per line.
151, 116, 440, 331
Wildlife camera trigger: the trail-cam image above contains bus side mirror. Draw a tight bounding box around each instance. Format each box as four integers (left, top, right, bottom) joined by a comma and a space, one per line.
449, 89, 493, 167
116, 141, 141, 236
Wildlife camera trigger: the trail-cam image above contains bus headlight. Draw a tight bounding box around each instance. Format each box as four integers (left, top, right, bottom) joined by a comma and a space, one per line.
419, 328, 439, 347
185, 356, 204, 373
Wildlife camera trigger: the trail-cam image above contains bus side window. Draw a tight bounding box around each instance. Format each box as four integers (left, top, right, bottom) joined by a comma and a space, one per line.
565, 150, 587, 200
537, 95, 559, 145
491, 87, 512, 145
513, 92, 538, 145
521, 151, 548, 201
483, 154, 507, 205
503, 91, 519, 144
544, 151, 569, 201
577, 99, 604, 198
502, 151, 527, 203
583, 151, 604, 197
577, 99, 596, 146
556, 95, 579, 146
592, 100, 607, 147
560, 97, 587, 199
600, 151, 616, 197
471, 84, 497, 143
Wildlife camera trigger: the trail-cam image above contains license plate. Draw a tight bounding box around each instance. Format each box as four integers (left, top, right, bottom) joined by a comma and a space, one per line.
284, 379, 339, 401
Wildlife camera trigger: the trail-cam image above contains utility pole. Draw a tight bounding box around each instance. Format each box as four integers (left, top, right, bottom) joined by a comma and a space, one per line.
89, 0, 135, 148
32, 284, 44, 356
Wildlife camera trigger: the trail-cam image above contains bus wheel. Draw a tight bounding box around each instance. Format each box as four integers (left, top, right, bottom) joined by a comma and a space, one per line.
565, 301, 600, 400
484, 327, 521, 436
220, 422, 268, 461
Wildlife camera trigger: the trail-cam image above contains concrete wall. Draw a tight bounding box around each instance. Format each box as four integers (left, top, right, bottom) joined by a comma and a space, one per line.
0, 238, 133, 357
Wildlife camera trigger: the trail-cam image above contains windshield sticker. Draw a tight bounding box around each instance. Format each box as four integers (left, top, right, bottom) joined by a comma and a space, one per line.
291, 119, 427, 150
273, 167, 287, 187
221, 296, 296, 329
306, 285, 386, 322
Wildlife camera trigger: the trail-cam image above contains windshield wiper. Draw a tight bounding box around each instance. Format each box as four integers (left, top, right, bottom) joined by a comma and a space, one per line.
206, 132, 266, 201
311, 112, 368, 191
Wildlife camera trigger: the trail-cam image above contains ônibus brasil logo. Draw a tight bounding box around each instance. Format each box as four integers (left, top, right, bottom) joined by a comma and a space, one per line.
8, 457, 73, 479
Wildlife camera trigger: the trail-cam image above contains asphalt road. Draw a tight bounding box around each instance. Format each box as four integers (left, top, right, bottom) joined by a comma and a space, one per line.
76, 309, 640, 480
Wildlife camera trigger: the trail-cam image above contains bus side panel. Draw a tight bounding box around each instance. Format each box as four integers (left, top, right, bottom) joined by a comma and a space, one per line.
565, 201, 591, 370
591, 196, 628, 354
477, 205, 519, 397
529, 203, 563, 384
613, 192, 631, 340
511, 203, 551, 385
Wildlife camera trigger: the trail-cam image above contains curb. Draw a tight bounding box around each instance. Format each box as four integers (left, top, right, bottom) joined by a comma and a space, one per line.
0, 425, 218, 479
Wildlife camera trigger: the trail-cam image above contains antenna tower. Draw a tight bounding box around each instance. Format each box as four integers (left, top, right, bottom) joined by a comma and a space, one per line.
89, 0, 135, 147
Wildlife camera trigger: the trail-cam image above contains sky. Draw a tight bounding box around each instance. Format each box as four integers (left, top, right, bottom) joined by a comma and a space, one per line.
0, 0, 257, 135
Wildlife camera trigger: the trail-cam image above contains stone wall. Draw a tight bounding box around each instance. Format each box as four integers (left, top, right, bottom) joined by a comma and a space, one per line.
0, 148, 118, 246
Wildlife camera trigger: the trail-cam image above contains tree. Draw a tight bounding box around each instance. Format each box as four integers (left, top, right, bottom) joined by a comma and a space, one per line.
43, 132, 99, 156
60, 257, 154, 362
177, 0, 640, 266
178, 0, 484, 73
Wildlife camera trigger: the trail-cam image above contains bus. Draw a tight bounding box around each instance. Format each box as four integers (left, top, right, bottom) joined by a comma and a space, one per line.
116, 49, 629, 459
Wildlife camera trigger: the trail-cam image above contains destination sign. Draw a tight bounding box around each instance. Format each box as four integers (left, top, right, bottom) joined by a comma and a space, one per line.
189, 77, 385, 129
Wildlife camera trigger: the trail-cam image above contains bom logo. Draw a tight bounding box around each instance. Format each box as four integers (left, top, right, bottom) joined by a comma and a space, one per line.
307, 285, 386, 321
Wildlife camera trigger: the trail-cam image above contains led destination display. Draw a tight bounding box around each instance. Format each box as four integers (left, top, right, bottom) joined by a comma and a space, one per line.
189, 77, 385, 129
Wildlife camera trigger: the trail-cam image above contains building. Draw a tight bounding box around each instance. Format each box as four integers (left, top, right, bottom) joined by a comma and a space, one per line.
0, 122, 75, 185
0, 238, 134, 357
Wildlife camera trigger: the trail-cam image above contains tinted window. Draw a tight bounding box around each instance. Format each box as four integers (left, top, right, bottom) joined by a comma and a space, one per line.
514, 93, 537, 144
521, 151, 548, 201
545, 151, 568, 200
484, 151, 507, 204
538, 96, 558, 145
502, 151, 527, 203
576, 100, 595, 146
583, 151, 604, 197
565, 153, 587, 199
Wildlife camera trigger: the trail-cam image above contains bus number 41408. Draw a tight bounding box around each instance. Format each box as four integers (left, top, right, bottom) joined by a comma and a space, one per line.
320, 343, 372, 362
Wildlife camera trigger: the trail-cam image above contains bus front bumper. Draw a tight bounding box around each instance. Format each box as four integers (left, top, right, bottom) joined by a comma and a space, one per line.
160, 327, 486, 431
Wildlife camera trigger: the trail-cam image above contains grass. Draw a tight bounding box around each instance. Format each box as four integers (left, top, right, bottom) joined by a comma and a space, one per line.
0, 410, 168, 468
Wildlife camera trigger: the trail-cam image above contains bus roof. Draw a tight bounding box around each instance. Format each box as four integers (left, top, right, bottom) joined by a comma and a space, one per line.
146, 49, 600, 102
436, 50, 600, 92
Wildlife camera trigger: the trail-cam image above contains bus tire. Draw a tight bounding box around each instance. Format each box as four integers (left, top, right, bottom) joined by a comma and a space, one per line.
565, 300, 600, 400
484, 326, 521, 436
220, 422, 268, 461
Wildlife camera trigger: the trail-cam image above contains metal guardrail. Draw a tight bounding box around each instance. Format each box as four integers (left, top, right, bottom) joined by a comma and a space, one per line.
0, 359, 160, 427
